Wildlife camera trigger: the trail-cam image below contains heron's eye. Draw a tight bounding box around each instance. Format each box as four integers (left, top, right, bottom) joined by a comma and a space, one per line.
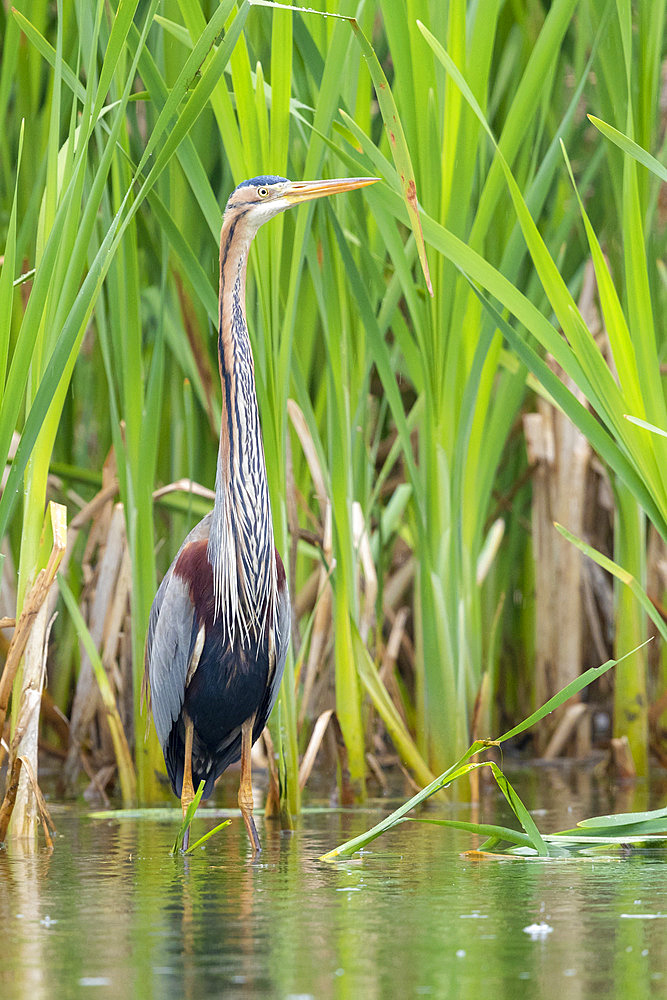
257, 187, 269, 198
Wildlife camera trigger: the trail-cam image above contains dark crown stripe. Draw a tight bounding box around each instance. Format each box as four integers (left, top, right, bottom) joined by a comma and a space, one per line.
235, 175, 288, 189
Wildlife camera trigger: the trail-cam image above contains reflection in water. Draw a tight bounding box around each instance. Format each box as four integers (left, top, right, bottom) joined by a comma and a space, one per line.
0, 847, 52, 1000
1, 770, 667, 998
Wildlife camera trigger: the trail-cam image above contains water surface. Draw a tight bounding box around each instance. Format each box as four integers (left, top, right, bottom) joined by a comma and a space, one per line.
2, 767, 667, 998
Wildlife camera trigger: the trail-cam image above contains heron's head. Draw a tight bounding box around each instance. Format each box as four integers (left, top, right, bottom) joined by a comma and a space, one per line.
223, 175, 378, 234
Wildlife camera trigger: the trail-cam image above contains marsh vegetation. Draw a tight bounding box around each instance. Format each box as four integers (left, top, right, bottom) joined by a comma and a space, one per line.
0, 0, 666, 862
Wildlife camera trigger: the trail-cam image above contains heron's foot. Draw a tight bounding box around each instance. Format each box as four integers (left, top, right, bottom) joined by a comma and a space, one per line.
238, 715, 260, 856
180, 792, 196, 851
178, 715, 196, 851
243, 810, 261, 857
238, 783, 261, 856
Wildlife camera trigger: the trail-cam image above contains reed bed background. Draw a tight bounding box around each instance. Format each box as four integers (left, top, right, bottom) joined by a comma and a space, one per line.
0, 0, 666, 839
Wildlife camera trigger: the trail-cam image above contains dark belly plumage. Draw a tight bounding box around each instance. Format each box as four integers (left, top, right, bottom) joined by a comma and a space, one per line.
164, 622, 272, 800
147, 524, 288, 803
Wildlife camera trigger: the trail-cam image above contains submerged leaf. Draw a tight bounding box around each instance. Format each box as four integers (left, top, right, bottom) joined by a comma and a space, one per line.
575, 806, 667, 829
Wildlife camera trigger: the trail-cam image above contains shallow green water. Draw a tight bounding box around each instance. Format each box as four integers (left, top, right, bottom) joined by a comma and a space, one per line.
2, 768, 667, 999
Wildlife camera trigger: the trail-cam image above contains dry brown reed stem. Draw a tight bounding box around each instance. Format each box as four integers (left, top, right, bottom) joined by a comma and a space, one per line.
63, 502, 133, 793
353, 502, 377, 644
543, 702, 589, 759
79, 754, 112, 808
522, 264, 606, 756
64, 505, 126, 776
382, 555, 414, 613
101, 548, 133, 738
0, 756, 22, 841
331, 713, 354, 806
0, 504, 66, 737
0, 656, 57, 848
650, 688, 667, 728
524, 390, 591, 754
69, 481, 119, 535
293, 569, 320, 621
287, 400, 328, 511
0, 431, 20, 493
151, 478, 215, 502
261, 726, 281, 817
298, 709, 334, 790
582, 558, 612, 667
379, 607, 410, 728
610, 735, 636, 779
9, 756, 55, 849
365, 751, 389, 793
40, 456, 136, 803
11, 605, 57, 841
10, 503, 67, 849
287, 399, 336, 728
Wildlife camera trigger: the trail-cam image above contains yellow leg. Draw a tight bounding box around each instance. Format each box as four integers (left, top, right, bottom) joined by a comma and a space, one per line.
239, 716, 261, 856
181, 716, 195, 850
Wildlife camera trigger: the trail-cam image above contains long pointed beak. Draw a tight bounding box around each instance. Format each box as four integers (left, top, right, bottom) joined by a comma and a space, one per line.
284, 176, 379, 205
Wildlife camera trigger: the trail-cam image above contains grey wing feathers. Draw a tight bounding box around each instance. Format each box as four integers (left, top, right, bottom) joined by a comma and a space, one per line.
145, 513, 212, 747
145, 570, 197, 749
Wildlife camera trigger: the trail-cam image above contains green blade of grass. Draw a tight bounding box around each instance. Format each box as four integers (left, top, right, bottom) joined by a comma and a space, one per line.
548, 835, 667, 848
0, 119, 24, 392
407, 817, 535, 850
554, 522, 667, 646
171, 780, 205, 854
485, 760, 546, 855
133, 0, 241, 182
560, 141, 647, 421
253, 0, 431, 294
0, 185, 131, 542
136, 5, 250, 204
11, 8, 86, 105
319, 748, 479, 862
321, 644, 641, 860
418, 20, 636, 447
184, 819, 232, 855
347, 18, 432, 296
588, 114, 667, 184
90, 0, 140, 126
570, 805, 667, 830
624, 415, 667, 439
469, 285, 667, 540
351, 623, 434, 789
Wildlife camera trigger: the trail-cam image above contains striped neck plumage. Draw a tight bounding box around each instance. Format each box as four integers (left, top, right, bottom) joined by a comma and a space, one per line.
208, 213, 277, 649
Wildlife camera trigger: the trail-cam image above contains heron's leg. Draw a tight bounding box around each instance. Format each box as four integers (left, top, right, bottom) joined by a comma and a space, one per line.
181, 715, 195, 851
239, 715, 261, 856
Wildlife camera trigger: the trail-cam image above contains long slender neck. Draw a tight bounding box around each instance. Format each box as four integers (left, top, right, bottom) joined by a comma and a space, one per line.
208, 213, 276, 647
217, 215, 258, 485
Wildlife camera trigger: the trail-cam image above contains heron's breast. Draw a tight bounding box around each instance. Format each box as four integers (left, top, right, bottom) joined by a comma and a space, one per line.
184, 627, 271, 745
